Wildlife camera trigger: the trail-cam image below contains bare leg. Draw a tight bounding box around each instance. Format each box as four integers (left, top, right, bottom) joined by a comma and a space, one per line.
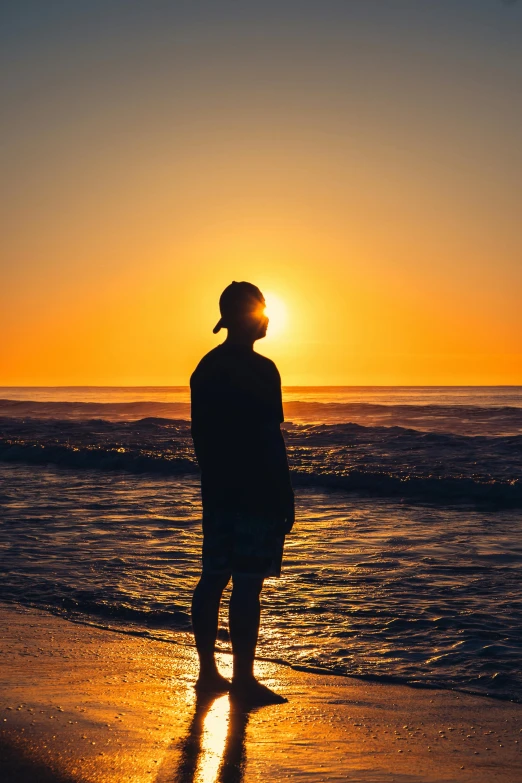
229, 576, 286, 704
191, 571, 231, 691
229, 575, 264, 683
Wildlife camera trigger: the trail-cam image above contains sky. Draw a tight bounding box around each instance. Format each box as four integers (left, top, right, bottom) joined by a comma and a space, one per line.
1, 0, 521, 386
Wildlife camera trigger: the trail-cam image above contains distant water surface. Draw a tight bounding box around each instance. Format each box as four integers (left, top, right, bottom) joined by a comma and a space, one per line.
2, 384, 522, 407
1, 386, 522, 435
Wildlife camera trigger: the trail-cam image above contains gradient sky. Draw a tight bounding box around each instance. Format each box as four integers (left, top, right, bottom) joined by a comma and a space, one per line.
2, 0, 521, 385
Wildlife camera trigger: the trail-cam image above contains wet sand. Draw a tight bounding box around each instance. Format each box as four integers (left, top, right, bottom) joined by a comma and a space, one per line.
1, 602, 521, 783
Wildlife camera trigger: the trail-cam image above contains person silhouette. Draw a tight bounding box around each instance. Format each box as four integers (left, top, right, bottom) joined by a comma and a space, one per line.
190, 281, 294, 705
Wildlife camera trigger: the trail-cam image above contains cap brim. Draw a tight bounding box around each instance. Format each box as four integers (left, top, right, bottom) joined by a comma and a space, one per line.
212, 318, 224, 334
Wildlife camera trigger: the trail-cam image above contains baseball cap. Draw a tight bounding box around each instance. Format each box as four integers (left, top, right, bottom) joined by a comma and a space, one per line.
213, 281, 265, 333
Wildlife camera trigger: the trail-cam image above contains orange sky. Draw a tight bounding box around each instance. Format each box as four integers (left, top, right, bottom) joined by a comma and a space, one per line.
2, 1, 521, 386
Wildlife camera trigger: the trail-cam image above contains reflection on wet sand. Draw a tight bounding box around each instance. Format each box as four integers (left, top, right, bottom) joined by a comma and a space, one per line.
171, 694, 250, 783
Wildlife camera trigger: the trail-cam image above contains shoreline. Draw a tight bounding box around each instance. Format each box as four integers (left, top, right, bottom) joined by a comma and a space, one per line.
1, 602, 521, 782
4, 599, 520, 708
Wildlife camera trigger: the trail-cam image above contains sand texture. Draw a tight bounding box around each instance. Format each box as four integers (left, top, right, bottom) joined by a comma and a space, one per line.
0, 602, 521, 783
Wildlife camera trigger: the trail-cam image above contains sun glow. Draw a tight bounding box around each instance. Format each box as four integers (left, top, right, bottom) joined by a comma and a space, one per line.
264, 292, 287, 339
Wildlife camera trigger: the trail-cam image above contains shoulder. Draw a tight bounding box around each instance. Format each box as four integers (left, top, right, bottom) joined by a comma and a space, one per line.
190, 346, 224, 386
252, 350, 279, 373
253, 352, 281, 382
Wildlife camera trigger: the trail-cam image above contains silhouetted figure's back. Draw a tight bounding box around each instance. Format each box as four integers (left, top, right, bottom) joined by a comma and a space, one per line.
191, 342, 292, 518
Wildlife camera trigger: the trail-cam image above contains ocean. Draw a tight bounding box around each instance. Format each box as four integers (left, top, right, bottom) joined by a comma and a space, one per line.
1, 386, 521, 703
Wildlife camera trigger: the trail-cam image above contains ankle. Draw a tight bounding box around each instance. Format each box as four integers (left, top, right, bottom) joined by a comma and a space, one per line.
232, 671, 256, 684
198, 658, 219, 678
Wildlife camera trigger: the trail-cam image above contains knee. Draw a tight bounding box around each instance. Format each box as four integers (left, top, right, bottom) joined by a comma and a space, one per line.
232, 576, 264, 599
197, 571, 231, 594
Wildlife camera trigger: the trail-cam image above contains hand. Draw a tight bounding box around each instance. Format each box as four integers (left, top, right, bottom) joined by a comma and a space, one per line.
280, 492, 295, 534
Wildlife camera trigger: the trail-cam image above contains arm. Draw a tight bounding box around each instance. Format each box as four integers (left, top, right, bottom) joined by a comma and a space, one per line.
272, 365, 295, 533
276, 430, 295, 533
190, 370, 212, 472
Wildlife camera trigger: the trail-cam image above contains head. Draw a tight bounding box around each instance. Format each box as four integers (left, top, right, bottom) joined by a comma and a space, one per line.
213, 281, 268, 342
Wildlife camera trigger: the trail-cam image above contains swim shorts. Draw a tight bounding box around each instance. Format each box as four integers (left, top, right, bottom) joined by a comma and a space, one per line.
201, 510, 285, 578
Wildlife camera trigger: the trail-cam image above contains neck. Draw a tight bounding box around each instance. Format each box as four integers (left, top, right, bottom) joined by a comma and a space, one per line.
224, 332, 255, 348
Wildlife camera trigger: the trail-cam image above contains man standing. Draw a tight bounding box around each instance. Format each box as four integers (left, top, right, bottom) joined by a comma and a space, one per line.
190, 281, 294, 705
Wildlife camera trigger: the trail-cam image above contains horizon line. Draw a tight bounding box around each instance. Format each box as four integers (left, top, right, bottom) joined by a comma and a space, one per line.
1, 384, 521, 390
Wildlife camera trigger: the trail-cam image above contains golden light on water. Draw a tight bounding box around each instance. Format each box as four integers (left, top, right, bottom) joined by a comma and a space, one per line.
264, 292, 288, 340
194, 694, 230, 783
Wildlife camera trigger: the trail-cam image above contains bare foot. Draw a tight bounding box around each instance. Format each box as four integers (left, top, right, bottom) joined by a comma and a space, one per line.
195, 672, 231, 694
230, 677, 287, 705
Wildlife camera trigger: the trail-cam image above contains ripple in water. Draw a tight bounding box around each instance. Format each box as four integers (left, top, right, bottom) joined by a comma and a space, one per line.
1, 463, 521, 702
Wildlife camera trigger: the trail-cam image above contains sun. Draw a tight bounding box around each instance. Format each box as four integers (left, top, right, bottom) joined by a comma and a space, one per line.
263, 292, 287, 338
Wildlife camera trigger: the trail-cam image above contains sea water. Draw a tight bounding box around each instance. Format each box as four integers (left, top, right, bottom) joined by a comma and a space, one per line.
0, 386, 521, 702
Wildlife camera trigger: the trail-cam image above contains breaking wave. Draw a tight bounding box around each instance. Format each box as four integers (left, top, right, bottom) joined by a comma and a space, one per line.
1, 415, 521, 506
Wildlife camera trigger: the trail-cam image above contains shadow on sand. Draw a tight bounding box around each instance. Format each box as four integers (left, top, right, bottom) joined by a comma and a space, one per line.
0, 738, 78, 783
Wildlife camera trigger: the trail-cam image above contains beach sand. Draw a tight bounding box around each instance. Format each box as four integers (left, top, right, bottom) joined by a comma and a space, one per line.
1, 603, 521, 783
